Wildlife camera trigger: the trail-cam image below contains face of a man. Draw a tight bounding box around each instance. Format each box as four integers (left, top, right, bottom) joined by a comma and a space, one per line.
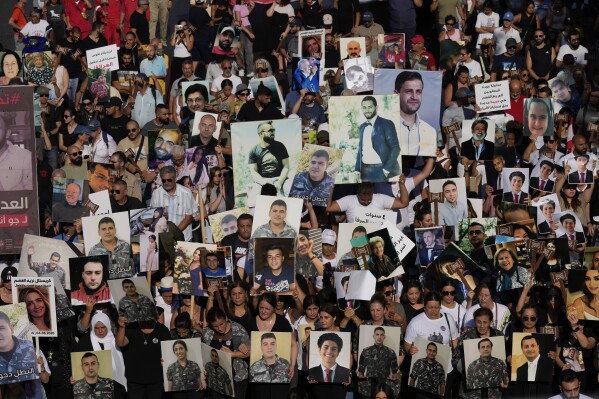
199, 115, 217, 139
82, 262, 103, 289
373, 330, 385, 345
423, 231, 435, 246
510, 176, 523, 193
361, 100, 377, 120
123, 282, 136, 296
299, 60, 311, 74
111, 183, 127, 202
398, 79, 423, 115
426, 345, 437, 361
443, 184, 458, 203
161, 172, 176, 193
350, 71, 367, 88
563, 219, 575, 234
238, 219, 252, 240
146, 45, 156, 60
269, 205, 286, 225
560, 380, 581, 399
156, 108, 170, 125
50, 255, 60, 268
98, 222, 116, 243
539, 164, 552, 180
475, 315, 491, 336
472, 123, 487, 141
347, 41, 361, 58
182, 63, 193, 78
206, 255, 219, 271
521, 338, 539, 361
554, 83, 571, 102
308, 156, 328, 181
82, 356, 99, 378
88, 164, 113, 193
65, 183, 81, 206
0, 319, 14, 353
479, 341, 492, 358
569, 35, 580, 49
266, 249, 284, 271
221, 220, 238, 236
121, 54, 133, 68
219, 30, 234, 50
261, 337, 277, 359
319, 340, 339, 364
154, 130, 179, 160
493, 157, 505, 172
126, 122, 139, 140
468, 226, 485, 246
576, 157, 588, 172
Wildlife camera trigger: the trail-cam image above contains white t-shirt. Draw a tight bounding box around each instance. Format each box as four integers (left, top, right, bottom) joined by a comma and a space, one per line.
462, 303, 511, 333
405, 312, 459, 372
456, 59, 483, 78
335, 193, 395, 222
475, 12, 500, 46
557, 44, 588, 65
441, 303, 467, 331
493, 26, 521, 55
211, 74, 243, 93
274, 4, 295, 19
20, 20, 50, 38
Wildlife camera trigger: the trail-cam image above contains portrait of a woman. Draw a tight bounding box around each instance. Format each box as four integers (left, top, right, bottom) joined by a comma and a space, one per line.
166, 340, 204, 392
18, 287, 52, 332
570, 269, 599, 320
494, 247, 531, 292
367, 236, 396, 279
26, 52, 53, 85
0, 50, 22, 86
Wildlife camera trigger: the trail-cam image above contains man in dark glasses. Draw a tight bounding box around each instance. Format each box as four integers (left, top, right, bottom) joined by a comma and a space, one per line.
63, 145, 88, 180
110, 179, 143, 212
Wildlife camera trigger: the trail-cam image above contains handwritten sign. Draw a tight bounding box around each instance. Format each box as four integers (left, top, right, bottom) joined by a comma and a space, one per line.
475, 81, 511, 113
383, 221, 415, 261
353, 209, 397, 225
86, 44, 119, 71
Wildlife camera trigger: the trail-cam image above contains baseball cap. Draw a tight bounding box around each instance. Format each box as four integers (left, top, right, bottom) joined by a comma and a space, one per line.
322, 229, 337, 245
290, 17, 302, 27
506, 38, 518, 48
74, 125, 93, 135
456, 87, 475, 98
37, 86, 50, 96
159, 276, 173, 291
1, 266, 17, 283
107, 96, 123, 107
88, 119, 102, 131
503, 11, 514, 21
218, 103, 231, 113
362, 11, 373, 22
323, 14, 332, 25
137, 72, 149, 81
221, 26, 235, 36
236, 83, 250, 94
411, 35, 425, 44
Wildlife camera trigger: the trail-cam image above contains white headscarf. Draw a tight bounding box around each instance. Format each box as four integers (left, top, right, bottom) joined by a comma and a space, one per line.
89, 311, 127, 390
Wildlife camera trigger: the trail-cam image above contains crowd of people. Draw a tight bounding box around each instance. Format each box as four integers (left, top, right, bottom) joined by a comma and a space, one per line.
2, 0, 599, 398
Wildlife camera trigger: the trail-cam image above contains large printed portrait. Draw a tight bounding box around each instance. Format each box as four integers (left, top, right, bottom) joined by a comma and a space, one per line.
201, 343, 234, 396
12, 277, 57, 337
161, 338, 204, 392
231, 119, 302, 207
357, 325, 401, 379
373, 69, 442, 157
69, 255, 111, 306
328, 94, 401, 184
408, 337, 450, 396
463, 336, 507, 390
0, 303, 39, 384
173, 242, 217, 296
249, 331, 292, 383
307, 331, 352, 383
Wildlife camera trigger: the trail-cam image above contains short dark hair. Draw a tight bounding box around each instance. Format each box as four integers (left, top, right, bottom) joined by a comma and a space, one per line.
539, 160, 554, 171
121, 278, 134, 287
468, 222, 484, 230
266, 246, 284, 257
473, 306, 493, 321
509, 171, 525, 183
81, 352, 98, 362
50, 252, 61, 259
317, 332, 344, 351
261, 332, 276, 342
237, 213, 253, 224
0, 311, 10, 325
185, 83, 208, 102
311, 149, 330, 162
221, 214, 237, 225
560, 213, 576, 224
472, 118, 488, 132
478, 338, 493, 349
394, 71, 423, 92
361, 96, 377, 107
270, 199, 287, 210
374, 326, 385, 334
521, 335, 538, 349
442, 180, 457, 190
98, 217, 115, 229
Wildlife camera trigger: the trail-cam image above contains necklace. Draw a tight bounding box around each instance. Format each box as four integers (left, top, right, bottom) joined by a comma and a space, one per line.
142, 331, 151, 345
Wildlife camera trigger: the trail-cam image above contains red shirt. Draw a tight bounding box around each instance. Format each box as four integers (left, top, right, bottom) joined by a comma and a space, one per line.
71, 282, 111, 304
65, 0, 92, 36
507, 95, 527, 123
11, 4, 28, 36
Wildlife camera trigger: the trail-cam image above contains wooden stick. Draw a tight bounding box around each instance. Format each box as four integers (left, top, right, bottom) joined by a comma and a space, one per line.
190, 295, 195, 323
197, 189, 207, 243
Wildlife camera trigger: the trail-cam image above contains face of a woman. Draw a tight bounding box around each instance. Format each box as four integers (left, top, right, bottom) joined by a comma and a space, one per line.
3, 54, 18, 79
585, 270, 599, 295
94, 321, 108, 339
407, 287, 420, 305
370, 302, 384, 322
231, 287, 246, 305
458, 73, 469, 84
527, 3, 535, 13
372, 242, 384, 257
174, 343, 187, 360
305, 304, 319, 320
475, 315, 492, 336
424, 300, 441, 319
193, 250, 201, 261
478, 288, 492, 307
297, 235, 310, 256
497, 251, 514, 271
34, 56, 43, 68
258, 300, 275, 320
26, 292, 45, 319
319, 311, 336, 329
528, 102, 549, 137
375, 392, 388, 399
522, 308, 537, 329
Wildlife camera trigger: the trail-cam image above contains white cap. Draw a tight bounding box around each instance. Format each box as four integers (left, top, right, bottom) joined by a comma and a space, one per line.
322, 229, 337, 245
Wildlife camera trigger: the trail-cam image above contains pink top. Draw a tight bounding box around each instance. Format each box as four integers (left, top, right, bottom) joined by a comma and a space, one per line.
233, 4, 251, 27
441, 27, 462, 41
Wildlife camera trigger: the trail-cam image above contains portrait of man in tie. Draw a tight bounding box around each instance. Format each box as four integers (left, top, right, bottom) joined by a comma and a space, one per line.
567, 154, 594, 185
501, 169, 529, 204
529, 160, 555, 193
460, 118, 495, 162
335, 274, 359, 311
514, 334, 553, 382
416, 228, 445, 266
354, 96, 401, 182
557, 213, 586, 248
308, 332, 351, 384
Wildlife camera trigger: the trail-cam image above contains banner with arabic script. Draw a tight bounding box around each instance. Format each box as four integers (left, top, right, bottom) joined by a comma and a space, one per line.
0, 86, 39, 254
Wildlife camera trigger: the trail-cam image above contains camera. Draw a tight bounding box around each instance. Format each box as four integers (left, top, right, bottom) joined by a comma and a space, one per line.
554, 114, 569, 123
176, 25, 185, 32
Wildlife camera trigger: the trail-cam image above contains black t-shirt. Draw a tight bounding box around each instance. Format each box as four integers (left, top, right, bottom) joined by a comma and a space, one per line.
130, 11, 150, 45
336, 0, 359, 34
79, 36, 109, 54
236, 101, 284, 122
189, 7, 212, 45
60, 124, 79, 149
122, 323, 171, 384
57, 38, 83, 78
101, 114, 131, 144
491, 53, 526, 74
248, 141, 289, 178
110, 196, 143, 213
221, 233, 249, 266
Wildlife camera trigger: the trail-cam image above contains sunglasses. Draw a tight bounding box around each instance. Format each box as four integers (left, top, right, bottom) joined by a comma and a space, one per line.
127, 128, 138, 132
162, 178, 174, 183
63, 115, 72, 119
39, 93, 49, 97
446, 22, 455, 26
222, 66, 232, 70
522, 316, 537, 322
172, 158, 185, 164
535, 35, 545, 38
110, 189, 121, 194
238, 92, 249, 97
83, 101, 92, 106
507, 46, 517, 50
547, 139, 556, 143
442, 290, 456, 296
69, 151, 83, 156
257, 69, 268, 73
383, 290, 396, 296
468, 230, 483, 235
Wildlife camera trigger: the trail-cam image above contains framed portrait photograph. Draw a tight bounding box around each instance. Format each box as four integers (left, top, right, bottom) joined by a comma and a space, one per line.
249, 331, 292, 383
69, 255, 111, 306
307, 331, 352, 383
161, 338, 204, 392
11, 277, 57, 337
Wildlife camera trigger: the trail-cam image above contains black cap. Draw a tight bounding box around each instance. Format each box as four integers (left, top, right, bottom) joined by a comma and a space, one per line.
1, 266, 17, 283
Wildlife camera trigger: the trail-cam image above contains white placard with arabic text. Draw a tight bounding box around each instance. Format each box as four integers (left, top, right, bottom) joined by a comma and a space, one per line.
86, 44, 119, 71
353, 208, 397, 225
475, 80, 511, 113
383, 221, 415, 261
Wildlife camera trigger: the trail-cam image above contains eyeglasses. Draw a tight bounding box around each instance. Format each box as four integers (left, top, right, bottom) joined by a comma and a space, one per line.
63, 115, 72, 119
257, 69, 268, 73
507, 46, 517, 50
39, 93, 49, 97
442, 290, 456, 296
110, 189, 121, 194
468, 230, 483, 235
535, 35, 545, 39
222, 66, 232, 70
127, 128, 138, 132
547, 139, 556, 143
162, 178, 174, 183
522, 316, 537, 322
187, 97, 205, 104
383, 290, 396, 296
238, 92, 249, 97
172, 157, 185, 165
69, 151, 83, 156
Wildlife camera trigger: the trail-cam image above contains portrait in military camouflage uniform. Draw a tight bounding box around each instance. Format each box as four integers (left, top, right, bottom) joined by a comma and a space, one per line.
249, 331, 292, 383
463, 336, 508, 391
161, 338, 205, 392
82, 212, 133, 279
70, 350, 114, 399
408, 338, 450, 396
108, 277, 157, 324
18, 234, 76, 290
357, 325, 402, 379
201, 342, 234, 396
289, 144, 343, 207
0, 304, 39, 384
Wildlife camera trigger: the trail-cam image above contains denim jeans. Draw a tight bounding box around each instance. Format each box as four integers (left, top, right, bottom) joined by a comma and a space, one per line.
67, 78, 79, 108
45, 146, 59, 171
360, 163, 386, 182
239, 26, 254, 74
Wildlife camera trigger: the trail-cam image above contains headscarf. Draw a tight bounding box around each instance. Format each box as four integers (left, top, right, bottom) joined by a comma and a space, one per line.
89, 311, 127, 390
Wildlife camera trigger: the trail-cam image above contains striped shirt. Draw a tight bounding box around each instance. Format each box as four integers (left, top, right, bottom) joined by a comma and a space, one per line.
150, 184, 199, 241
